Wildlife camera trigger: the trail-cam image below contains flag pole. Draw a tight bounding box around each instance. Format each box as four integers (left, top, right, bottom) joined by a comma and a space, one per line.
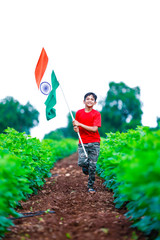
58, 82, 88, 158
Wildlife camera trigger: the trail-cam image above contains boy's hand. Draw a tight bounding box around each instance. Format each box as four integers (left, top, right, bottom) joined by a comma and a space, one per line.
72, 120, 80, 132
73, 126, 79, 133
72, 120, 80, 127
73, 119, 98, 133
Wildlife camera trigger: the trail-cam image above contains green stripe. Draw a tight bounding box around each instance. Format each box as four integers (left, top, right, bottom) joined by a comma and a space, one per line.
45, 70, 59, 120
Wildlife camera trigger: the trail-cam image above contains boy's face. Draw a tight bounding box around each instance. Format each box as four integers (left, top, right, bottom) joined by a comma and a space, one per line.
83, 94, 96, 108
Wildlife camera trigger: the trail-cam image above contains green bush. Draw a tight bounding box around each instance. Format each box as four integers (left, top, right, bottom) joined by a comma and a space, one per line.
0, 150, 32, 235
0, 128, 78, 237
97, 127, 160, 239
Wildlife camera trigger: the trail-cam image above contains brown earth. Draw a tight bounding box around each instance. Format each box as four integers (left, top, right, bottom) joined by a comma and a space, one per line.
4, 153, 146, 240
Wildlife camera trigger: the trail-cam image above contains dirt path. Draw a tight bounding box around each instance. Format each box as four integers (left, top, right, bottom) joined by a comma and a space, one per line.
4, 153, 146, 240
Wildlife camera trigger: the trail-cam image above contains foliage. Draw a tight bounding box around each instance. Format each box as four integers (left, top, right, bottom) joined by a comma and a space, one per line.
0, 128, 78, 237
0, 150, 32, 236
99, 82, 143, 137
97, 127, 160, 239
157, 117, 160, 130
44, 128, 67, 140
150, 117, 160, 131
44, 112, 77, 140
0, 96, 39, 134
66, 112, 77, 139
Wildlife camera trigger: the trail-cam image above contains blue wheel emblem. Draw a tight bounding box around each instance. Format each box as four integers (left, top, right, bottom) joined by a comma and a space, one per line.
40, 82, 51, 95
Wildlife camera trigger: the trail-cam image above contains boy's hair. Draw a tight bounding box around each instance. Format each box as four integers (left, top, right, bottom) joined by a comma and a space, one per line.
84, 92, 97, 101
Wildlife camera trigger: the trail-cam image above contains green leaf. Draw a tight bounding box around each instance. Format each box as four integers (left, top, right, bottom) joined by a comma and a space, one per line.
65, 233, 72, 239
100, 228, 109, 234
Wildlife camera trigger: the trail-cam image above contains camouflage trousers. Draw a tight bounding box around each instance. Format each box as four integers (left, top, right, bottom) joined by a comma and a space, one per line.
78, 142, 100, 188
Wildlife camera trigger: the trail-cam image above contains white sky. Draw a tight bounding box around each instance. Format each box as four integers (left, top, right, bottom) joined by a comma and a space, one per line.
0, 0, 160, 140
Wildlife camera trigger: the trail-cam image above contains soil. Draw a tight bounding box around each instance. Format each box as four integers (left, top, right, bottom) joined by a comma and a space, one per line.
4, 153, 146, 240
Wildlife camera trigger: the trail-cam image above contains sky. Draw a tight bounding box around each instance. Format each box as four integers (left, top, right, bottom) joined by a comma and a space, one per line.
0, 0, 160, 140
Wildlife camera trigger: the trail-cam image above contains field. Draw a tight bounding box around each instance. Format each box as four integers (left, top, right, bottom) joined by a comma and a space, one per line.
3, 153, 146, 240
0, 127, 160, 239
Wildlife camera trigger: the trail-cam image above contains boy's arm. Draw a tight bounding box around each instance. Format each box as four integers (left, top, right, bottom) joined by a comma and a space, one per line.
73, 120, 98, 132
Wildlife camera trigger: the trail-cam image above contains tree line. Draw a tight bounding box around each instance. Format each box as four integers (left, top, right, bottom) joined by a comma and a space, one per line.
0, 82, 159, 139
0, 97, 39, 135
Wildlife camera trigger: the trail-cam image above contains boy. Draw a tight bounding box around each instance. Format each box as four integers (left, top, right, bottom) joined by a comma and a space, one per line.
73, 92, 101, 193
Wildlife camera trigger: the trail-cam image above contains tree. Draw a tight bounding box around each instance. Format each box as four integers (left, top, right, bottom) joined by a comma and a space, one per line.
0, 96, 39, 134
66, 111, 77, 139
99, 82, 143, 136
44, 128, 69, 140
155, 117, 160, 130
43, 112, 77, 140
150, 117, 160, 131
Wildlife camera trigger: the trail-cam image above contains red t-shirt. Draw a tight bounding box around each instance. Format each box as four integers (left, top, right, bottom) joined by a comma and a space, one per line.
75, 108, 101, 143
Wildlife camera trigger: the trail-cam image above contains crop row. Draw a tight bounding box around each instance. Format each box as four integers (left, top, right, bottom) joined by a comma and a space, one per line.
0, 128, 78, 238
97, 126, 160, 240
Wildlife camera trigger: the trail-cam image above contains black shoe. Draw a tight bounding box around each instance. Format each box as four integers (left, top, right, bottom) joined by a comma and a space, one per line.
82, 167, 89, 175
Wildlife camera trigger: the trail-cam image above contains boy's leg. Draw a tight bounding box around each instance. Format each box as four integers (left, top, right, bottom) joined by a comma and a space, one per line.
87, 143, 100, 189
78, 143, 88, 168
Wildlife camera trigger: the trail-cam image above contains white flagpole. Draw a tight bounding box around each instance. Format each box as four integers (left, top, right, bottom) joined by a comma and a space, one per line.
58, 82, 88, 158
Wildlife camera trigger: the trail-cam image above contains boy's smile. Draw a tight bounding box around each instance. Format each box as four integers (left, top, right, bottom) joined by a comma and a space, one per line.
84, 95, 96, 110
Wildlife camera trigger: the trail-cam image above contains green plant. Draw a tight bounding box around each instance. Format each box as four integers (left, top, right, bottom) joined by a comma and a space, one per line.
97, 126, 160, 239
0, 127, 78, 238
0, 150, 32, 237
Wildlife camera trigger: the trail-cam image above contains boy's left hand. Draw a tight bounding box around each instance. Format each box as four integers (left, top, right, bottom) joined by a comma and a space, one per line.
73, 126, 79, 132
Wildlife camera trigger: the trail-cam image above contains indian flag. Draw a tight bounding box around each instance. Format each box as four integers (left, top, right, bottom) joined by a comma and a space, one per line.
35, 48, 59, 120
